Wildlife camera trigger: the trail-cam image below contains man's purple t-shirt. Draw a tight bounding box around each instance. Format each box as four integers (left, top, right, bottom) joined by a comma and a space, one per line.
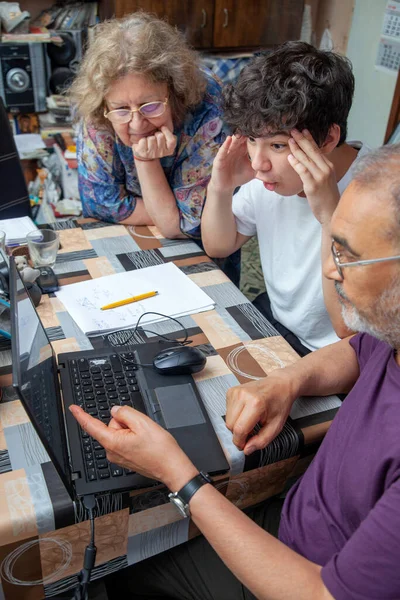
278, 333, 400, 599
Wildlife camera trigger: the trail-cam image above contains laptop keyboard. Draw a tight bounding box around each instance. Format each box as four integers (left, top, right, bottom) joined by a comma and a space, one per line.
69, 352, 146, 483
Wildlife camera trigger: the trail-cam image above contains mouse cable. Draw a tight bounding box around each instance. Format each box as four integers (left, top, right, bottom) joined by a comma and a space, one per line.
105, 311, 192, 351
73, 494, 97, 600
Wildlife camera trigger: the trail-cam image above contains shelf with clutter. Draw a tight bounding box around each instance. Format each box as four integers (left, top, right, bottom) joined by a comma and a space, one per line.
0, 0, 100, 223
6, 94, 82, 222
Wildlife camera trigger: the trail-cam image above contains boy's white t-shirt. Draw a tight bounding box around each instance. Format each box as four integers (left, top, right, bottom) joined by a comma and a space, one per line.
232, 142, 369, 351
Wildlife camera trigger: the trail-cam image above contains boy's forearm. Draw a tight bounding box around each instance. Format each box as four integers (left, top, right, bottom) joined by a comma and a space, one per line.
202, 183, 238, 257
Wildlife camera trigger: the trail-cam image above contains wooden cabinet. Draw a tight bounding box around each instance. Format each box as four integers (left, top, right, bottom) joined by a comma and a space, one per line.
100, 0, 305, 51
213, 0, 305, 49
104, 0, 215, 48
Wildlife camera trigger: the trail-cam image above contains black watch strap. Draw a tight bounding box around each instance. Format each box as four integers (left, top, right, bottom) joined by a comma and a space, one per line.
177, 471, 213, 505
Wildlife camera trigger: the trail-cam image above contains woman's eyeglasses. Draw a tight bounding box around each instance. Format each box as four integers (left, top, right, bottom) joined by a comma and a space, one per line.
104, 98, 168, 124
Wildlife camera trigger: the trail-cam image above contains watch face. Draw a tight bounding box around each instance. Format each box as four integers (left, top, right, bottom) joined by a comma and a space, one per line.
168, 493, 190, 518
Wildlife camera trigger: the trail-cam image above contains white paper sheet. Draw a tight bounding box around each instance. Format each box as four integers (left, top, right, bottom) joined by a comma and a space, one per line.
0, 216, 39, 245
55, 262, 215, 336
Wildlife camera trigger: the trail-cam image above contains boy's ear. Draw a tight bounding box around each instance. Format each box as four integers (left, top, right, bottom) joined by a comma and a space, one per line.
320, 124, 341, 154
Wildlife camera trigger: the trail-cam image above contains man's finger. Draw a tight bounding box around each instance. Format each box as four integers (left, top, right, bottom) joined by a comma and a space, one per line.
231, 403, 263, 450
111, 405, 151, 430
225, 390, 245, 431
225, 400, 243, 432
108, 417, 126, 431
243, 420, 282, 454
69, 405, 112, 445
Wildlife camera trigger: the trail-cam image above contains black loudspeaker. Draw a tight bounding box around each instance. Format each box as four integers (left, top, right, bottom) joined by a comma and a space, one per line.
0, 42, 47, 112
46, 29, 86, 94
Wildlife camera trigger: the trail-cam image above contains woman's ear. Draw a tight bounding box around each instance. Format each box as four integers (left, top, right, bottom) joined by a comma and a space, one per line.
321, 124, 341, 154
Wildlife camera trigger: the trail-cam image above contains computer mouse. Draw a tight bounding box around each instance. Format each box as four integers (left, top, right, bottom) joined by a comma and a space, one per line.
153, 345, 206, 375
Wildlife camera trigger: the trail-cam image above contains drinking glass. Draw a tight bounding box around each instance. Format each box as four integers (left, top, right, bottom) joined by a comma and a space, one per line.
26, 229, 59, 267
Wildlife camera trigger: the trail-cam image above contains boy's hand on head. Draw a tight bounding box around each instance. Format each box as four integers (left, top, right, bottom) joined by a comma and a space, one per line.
209, 135, 255, 194
287, 129, 340, 225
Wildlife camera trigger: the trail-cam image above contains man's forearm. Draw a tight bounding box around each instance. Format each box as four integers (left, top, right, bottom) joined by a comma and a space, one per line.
202, 182, 240, 257
284, 337, 359, 399
165, 477, 332, 600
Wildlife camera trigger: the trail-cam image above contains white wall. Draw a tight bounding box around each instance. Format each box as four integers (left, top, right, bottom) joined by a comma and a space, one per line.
346, 0, 398, 148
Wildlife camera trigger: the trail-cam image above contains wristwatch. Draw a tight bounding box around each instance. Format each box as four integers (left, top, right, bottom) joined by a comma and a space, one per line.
168, 471, 213, 518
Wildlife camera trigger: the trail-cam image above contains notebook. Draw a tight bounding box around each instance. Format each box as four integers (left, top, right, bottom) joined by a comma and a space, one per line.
55, 262, 215, 336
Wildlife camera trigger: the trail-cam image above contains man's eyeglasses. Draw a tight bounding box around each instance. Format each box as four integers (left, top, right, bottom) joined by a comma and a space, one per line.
331, 240, 400, 279
104, 98, 168, 124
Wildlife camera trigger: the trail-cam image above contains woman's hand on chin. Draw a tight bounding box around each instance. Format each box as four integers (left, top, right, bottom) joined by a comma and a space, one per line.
133, 126, 177, 161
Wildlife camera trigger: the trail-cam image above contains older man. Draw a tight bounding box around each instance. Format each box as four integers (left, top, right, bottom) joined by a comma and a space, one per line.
71, 144, 400, 600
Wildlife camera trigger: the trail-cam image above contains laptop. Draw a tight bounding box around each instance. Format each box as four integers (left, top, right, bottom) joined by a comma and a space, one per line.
10, 257, 229, 498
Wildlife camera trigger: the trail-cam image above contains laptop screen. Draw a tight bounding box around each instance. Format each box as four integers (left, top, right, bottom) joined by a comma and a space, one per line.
10, 258, 72, 493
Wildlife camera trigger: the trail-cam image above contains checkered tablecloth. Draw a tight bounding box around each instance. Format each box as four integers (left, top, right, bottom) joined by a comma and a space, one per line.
0, 220, 340, 599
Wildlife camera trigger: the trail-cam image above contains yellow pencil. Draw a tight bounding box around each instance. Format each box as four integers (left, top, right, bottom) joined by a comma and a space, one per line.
101, 291, 158, 310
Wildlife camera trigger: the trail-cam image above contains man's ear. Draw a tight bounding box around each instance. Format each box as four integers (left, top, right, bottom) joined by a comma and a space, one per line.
320, 124, 341, 154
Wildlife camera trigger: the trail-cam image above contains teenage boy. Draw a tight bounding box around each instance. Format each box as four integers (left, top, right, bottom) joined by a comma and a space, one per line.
202, 41, 369, 354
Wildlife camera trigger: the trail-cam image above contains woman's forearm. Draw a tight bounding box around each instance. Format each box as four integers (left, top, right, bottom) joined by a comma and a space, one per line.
135, 159, 185, 238
120, 197, 154, 226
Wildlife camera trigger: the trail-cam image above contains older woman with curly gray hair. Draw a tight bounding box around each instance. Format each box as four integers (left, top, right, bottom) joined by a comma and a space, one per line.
70, 12, 225, 240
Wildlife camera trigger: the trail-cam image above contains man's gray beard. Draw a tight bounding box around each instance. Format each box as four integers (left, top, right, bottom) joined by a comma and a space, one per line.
335, 280, 400, 348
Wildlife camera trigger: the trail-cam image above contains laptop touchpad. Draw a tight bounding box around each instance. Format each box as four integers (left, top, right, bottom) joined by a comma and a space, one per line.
154, 383, 206, 429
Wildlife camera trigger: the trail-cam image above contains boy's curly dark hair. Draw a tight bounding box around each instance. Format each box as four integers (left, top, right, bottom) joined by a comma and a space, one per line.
223, 41, 355, 146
